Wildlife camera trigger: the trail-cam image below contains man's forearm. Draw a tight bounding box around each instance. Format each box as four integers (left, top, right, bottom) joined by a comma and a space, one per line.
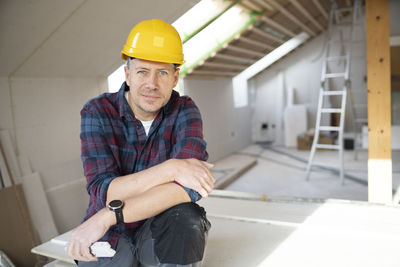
107, 159, 175, 204
103, 182, 191, 227
106, 158, 214, 204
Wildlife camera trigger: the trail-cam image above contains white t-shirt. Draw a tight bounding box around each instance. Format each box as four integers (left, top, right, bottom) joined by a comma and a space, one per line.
125, 91, 153, 136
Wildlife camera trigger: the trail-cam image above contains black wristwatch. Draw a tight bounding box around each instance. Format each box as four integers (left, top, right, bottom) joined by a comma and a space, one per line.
108, 200, 124, 225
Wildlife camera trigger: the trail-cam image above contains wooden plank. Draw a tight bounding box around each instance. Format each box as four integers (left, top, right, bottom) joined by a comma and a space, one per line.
252, 27, 284, 43
289, 0, 324, 32
266, 0, 316, 36
365, 0, 392, 204
202, 61, 248, 70
239, 36, 275, 50
227, 45, 265, 57
312, 0, 328, 20
261, 16, 296, 38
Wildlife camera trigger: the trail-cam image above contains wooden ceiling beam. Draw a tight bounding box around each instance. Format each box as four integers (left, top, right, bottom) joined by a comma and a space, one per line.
239, 36, 275, 50
264, 0, 317, 36
188, 70, 238, 77
252, 27, 285, 43
312, 0, 329, 21
227, 45, 266, 57
202, 61, 248, 70
261, 16, 296, 38
241, 0, 263, 11
214, 53, 256, 65
251, 0, 274, 10
289, 0, 324, 32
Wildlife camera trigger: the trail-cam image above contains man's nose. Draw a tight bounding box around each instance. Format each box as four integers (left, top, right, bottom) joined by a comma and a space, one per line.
145, 72, 158, 89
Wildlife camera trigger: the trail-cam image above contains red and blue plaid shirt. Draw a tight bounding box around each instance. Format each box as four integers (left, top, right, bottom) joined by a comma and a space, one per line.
80, 82, 208, 248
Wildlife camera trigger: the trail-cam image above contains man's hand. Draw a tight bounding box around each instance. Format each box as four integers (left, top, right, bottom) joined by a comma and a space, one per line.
67, 208, 115, 262
168, 158, 215, 198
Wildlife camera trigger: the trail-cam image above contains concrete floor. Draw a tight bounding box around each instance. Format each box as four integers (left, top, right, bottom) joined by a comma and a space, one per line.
222, 144, 400, 202
33, 144, 400, 267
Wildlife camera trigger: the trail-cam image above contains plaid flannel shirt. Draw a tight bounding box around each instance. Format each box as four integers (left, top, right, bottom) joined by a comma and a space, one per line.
80, 82, 208, 249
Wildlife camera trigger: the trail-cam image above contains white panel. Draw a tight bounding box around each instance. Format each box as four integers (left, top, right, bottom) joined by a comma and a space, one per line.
0, 130, 21, 184
368, 159, 393, 204
11, 77, 101, 189
22, 172, 59, 242
18, 155, 32, 177
0, 141, 12, 187
184, 78, 252, 162
232, 32, 310, 107
284, 105, 307, 147
47, 179, 89, 233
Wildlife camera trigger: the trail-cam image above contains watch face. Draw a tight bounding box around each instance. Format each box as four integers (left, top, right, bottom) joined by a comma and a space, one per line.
108, 200, 123, 209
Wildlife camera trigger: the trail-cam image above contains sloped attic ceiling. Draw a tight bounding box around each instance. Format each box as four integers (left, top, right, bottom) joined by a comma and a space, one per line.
0, 0, 199, 78
183, 0, 355, 78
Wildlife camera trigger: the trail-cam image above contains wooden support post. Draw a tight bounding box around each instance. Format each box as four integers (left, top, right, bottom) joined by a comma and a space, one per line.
365, 0, 392, 204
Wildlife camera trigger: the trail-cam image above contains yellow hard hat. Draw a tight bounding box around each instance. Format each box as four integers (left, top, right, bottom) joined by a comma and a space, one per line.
121, 19, 184, 66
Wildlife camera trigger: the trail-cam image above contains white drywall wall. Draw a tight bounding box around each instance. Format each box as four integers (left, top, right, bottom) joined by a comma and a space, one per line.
250, 19, 367, 145
184, 78, 252, 162
0, 77, 14, 136
2, 76, 106, 233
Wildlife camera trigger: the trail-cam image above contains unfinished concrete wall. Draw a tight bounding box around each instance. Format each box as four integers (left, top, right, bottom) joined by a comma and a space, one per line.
2, 77, 107, 233
250, 20, 367, 145
184, 78, 252, 162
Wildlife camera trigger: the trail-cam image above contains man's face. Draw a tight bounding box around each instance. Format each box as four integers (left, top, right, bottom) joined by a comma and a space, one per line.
124, 58, 179, 121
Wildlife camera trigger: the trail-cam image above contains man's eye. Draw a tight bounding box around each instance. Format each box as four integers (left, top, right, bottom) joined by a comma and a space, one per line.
137, 70, 146, 75
159, 71, 168, 75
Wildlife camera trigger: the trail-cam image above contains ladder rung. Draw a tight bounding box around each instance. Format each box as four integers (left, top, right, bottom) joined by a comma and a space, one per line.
319, 126, 340, 131
325, 73, 346, 78
315, 144, 341, 150
322, 91, 346, 96
326, 56, 348, 61
321, 108, 343, 113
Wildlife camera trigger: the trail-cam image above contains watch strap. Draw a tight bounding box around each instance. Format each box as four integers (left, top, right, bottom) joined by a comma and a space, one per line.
115, 208, 124, 225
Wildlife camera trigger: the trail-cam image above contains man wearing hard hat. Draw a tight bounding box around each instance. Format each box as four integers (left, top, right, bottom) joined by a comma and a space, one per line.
67, 19, 215, 267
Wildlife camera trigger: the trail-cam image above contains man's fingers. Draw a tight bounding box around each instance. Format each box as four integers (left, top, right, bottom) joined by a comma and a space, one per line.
201, 161, 214, 169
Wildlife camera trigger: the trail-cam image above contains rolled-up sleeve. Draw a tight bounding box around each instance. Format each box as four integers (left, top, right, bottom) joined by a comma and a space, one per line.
80, 105, 119, 212
171, 97, 208, 202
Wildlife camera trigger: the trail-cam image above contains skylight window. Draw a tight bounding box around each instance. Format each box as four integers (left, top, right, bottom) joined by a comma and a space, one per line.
107, 64, 125, 93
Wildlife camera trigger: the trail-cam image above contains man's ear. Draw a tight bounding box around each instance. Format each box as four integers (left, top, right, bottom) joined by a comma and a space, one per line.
124, 65, 131, 86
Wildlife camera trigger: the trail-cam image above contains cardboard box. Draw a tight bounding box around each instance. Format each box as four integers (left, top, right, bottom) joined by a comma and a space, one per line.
0, 185, 38, 267
297, 132, 336, 150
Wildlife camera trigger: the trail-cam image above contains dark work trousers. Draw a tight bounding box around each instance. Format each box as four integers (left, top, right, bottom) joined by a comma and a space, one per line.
78, 202, 211, 267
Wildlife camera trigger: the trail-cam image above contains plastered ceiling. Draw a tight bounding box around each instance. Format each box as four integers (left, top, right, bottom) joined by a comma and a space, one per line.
0, 0, 199, 78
